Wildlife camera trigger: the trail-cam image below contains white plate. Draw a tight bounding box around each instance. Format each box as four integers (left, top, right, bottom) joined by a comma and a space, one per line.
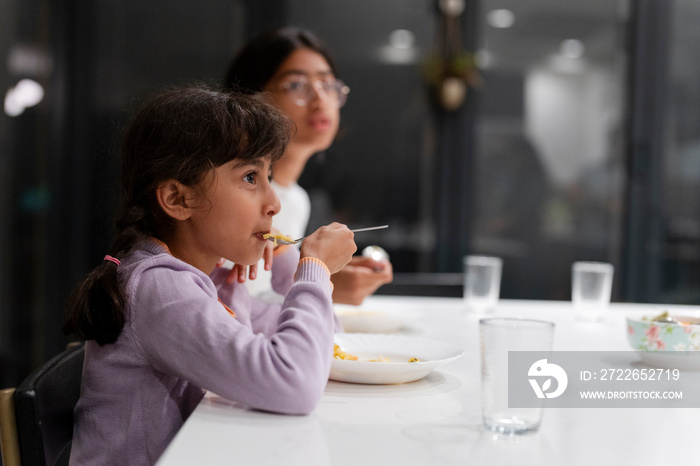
330, 334, 464, 384
334, 304, 422, 333
638, 351, 700, 371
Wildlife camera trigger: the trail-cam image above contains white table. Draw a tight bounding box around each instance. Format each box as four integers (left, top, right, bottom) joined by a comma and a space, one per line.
157, 297, 700, 466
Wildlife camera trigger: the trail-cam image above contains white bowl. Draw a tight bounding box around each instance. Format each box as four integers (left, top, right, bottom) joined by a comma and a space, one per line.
334, 304, 421, 333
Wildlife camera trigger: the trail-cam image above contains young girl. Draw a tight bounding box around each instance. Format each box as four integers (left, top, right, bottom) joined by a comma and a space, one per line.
222, 27, 393, 305
62, 85, 356, 465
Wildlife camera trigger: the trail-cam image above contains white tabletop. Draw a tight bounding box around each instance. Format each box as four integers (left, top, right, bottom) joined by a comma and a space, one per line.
157, 297, 700, 466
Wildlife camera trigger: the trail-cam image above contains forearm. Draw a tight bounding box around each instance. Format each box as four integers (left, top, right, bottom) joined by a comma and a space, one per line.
270, 245, 300, 295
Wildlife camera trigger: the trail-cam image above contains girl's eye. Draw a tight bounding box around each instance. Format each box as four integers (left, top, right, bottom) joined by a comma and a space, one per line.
286, 80, 306, 92
244, 172, 257, 184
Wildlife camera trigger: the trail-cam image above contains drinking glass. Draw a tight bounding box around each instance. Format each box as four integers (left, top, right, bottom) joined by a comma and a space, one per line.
480, 318, 555, 435
571, 261, 614, 322
463, 255, 502, 313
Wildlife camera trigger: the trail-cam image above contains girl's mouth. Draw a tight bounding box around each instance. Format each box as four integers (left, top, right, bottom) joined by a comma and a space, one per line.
308, 115, 331, 130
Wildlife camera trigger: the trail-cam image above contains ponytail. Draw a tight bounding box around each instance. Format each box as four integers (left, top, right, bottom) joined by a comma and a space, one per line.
62, 260, 125, 344
62, 205, 148, 345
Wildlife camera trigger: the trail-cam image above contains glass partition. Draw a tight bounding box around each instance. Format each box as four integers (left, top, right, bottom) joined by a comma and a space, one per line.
659, 0, 700, 303
472, 0, 628, 299
292, 0, 630, 300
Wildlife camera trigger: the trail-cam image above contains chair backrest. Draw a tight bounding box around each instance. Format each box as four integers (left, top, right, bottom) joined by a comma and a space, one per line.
15, 342, 85, 466
0, 387, 21, 466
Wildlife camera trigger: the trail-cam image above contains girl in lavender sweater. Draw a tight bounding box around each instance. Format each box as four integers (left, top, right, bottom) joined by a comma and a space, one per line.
62, 85, 356, 465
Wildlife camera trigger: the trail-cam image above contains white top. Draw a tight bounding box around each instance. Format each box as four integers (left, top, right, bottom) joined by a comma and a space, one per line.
271, 180, 311, 240
157, 297, 700, 466
244, 181, 311, 300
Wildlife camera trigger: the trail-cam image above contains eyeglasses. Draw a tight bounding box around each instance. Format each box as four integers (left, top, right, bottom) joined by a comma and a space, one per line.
277, 77, 350, 108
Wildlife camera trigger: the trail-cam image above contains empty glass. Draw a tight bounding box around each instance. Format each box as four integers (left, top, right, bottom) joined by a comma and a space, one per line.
464, 255, 502, 313
480, 318, 555, 435
571, 262, 614, 322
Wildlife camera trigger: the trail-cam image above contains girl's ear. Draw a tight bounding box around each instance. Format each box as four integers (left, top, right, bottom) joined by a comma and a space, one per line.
156, 180, 196, 221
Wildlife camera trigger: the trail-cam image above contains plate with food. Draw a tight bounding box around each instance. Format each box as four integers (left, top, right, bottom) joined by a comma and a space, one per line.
334, 304, 422, 333
627, 311, 700, 371
330, 334, 464, 384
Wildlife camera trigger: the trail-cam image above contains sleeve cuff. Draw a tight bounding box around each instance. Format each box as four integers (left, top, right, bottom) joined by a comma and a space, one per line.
294, 257, 334, 292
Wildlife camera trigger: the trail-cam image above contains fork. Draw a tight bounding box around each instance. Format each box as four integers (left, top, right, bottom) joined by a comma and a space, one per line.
266, 225, 389, 245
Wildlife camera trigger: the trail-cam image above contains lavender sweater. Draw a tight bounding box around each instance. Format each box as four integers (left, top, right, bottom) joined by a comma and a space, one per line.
69, 239, 336, 465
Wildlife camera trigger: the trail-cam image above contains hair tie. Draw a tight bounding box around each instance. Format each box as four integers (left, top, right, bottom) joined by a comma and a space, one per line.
104, 255, 121, 266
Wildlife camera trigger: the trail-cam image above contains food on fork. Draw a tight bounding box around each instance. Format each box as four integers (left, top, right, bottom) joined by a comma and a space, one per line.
263, 232, 294, 246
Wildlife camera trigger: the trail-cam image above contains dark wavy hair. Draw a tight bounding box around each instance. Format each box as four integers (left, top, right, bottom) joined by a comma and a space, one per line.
223, 26, 338, 93
62, 85, 292, 345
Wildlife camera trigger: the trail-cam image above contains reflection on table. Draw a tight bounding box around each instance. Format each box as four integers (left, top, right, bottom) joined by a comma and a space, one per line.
157, 296, 700, 466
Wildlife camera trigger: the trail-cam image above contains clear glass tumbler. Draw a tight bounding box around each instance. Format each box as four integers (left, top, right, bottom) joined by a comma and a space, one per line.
480, 317, 555, 435
571, 261, 614, 322
463, 255, 502, 313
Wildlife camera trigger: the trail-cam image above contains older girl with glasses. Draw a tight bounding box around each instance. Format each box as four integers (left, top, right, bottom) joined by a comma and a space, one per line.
223, 26, 393, 305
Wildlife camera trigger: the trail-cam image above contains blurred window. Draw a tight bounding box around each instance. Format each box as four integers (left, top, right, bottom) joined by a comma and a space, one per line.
472, 0, 628, 299
658, 0, 700, 302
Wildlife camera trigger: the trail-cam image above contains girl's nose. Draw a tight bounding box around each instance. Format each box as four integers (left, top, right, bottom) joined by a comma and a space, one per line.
308, 81, 332, 106
266, 185, 281, 217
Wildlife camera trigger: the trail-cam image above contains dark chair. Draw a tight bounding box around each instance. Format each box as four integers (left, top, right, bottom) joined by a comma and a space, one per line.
14, 342, 85, 466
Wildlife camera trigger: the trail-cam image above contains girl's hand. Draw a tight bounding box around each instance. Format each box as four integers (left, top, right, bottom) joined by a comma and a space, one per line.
222, 239, 275, 284
300, 223, 357, 274
226, 262, 251, 284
